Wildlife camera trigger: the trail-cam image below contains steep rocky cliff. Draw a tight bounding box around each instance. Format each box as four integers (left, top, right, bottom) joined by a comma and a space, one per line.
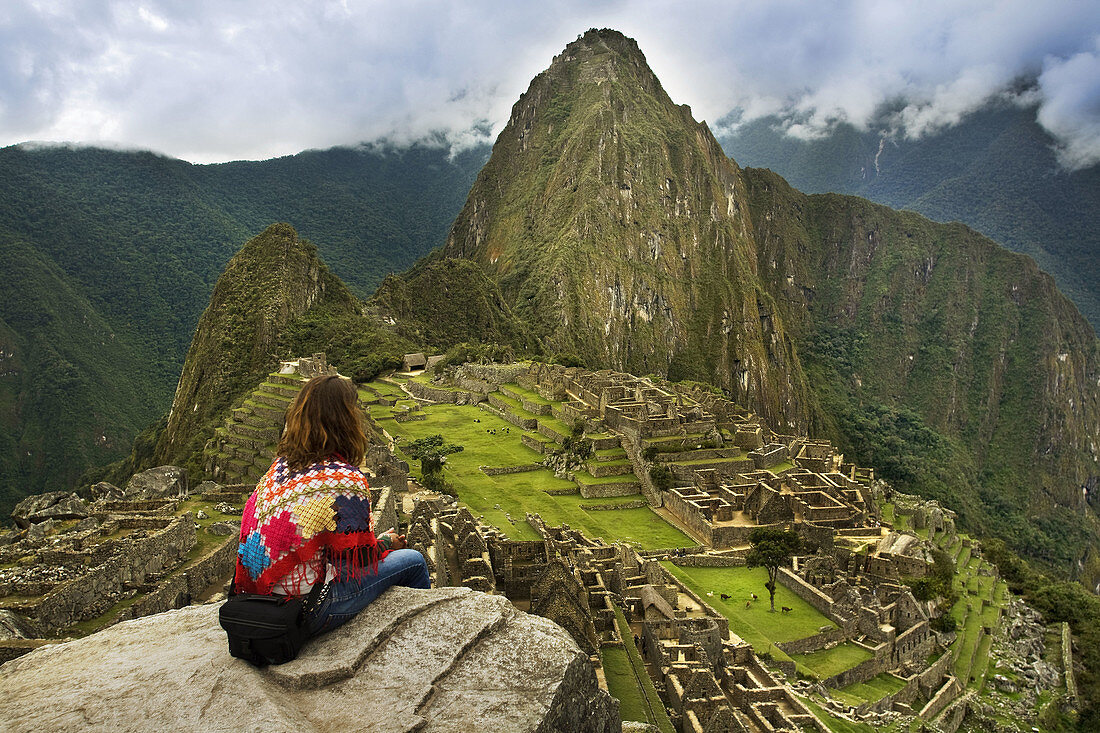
389, 28, 1100, 573
438, 29, 814, 433
155, 223, 359, 471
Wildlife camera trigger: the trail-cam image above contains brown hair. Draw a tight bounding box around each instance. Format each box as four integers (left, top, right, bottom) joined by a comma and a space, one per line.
278, 375, 368, 472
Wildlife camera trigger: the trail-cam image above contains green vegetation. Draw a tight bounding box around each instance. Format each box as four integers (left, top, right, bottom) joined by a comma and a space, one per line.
984, 538, 1100, 729
790, 643, 873, 681
377, 393, 691, 549
718, 102, 1100, 330
746, 527, 802, 612
839, 673, 907, 704
403, 434, 464, 492
660, 564, 837, 661
152, 224, 371, 476
0, 140, 485, 516
799, 696, 874, 733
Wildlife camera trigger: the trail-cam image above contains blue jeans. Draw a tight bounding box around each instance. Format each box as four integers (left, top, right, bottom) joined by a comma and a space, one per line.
306, 549, 431, 636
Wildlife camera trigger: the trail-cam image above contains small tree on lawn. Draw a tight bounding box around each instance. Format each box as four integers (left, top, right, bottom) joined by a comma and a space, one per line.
404, 434, 463, 492
746, 527, 802, 612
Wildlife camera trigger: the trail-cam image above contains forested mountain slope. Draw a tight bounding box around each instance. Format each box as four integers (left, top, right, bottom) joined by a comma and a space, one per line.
0, 142, 484, 514
718, 103, 1100, 331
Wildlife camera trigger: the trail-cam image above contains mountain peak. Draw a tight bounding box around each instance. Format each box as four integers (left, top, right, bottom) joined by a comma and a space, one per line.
555, 28, 647, 66
439, 31, 805, 430
155, 223, 357, 470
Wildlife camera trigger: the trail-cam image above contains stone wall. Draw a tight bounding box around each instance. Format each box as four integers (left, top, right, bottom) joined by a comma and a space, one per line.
587, 461, 634, 479
671, 552, 747, 568
577, 481, 641, 499
777, 568, 842, 623
373, 487, 398, 539
821, 648, 888, 688
775, 626, 849, 655
122, 537, 237, 621
32, 515, 195, 631
920, 676, 963, 720
584, 500, 648, 511
662, 489, 714, 544
454, 362, 530, 390
404, 379, 483, 405
1062, 621, 1077, 702
479, 464, 544, 476
521, 433, 552, 454
934, 695, 969, 733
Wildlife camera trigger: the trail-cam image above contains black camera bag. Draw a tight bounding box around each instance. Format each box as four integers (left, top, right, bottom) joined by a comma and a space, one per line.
218, 581, 324, 666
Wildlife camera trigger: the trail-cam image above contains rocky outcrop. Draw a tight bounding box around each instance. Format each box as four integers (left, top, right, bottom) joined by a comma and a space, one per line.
9, 491, 88, 528
123, 465, 188, 500
0, 586, 620, 733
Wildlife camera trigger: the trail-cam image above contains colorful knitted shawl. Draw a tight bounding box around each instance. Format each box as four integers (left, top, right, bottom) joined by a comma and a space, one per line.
233, 456, 382, 596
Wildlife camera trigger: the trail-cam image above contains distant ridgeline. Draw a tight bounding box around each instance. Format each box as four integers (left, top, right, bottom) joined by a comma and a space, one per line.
717, 102, 1100, 331
0, 141, 486, 514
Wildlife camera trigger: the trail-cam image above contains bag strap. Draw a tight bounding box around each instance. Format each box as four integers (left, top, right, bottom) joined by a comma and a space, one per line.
304, 577, 325, 610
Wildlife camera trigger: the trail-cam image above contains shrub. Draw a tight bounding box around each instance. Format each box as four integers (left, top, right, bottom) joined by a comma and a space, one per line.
649, 464, 673, 491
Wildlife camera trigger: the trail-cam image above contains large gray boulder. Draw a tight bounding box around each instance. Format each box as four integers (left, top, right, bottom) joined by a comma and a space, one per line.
124, 465, 188, 500
10, 491, 88, 528
89, 481, 126, 501
0, 586, 619, 732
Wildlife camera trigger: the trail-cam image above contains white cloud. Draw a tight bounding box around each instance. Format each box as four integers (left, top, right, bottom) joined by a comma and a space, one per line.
0, 0, 1097, 166
1036, 36, 1100, 169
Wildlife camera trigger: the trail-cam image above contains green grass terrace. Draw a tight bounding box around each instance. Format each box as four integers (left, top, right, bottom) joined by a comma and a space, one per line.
370, 386, 693, 550
659, 564, 849, 671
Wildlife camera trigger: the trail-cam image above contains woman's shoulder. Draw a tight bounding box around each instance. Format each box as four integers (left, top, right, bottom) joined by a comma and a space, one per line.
313, 458, 370, 485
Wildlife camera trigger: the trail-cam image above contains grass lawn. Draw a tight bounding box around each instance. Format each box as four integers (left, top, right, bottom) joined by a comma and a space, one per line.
536, 413, 574, 438
366, 380, 406, 398
791, 643, 873, 681
601, 647, 650, 723
660, 563, 836, 660
595, 447, 627, 458
840, 672, 907, 703
574, 471, 640, 485
377, 393, 692, 549
881, 503, 895, 525
501, 382, 553, 405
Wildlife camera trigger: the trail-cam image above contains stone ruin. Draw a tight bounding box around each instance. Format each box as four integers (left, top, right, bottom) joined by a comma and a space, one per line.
0, 466, 243, 662
387, 362, 1021, 730
1, 359, 1055, 732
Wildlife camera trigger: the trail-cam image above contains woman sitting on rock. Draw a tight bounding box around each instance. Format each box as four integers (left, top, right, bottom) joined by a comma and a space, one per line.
233, 374, 430, 635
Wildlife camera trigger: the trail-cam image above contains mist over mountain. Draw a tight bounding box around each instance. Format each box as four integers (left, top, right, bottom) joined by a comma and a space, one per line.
717, 101, 1100, 330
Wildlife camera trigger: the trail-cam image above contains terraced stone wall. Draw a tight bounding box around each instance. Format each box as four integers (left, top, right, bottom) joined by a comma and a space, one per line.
777, 568, 843, 624
122, 537, 237, 620
821, 646, 890, 688
32, 515, 194, 631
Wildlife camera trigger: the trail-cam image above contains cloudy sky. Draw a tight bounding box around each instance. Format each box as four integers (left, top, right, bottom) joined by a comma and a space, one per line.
2, 0, 1098, 168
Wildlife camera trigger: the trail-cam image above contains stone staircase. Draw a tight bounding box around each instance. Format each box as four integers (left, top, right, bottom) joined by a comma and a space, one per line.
204, 373, 304, 485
